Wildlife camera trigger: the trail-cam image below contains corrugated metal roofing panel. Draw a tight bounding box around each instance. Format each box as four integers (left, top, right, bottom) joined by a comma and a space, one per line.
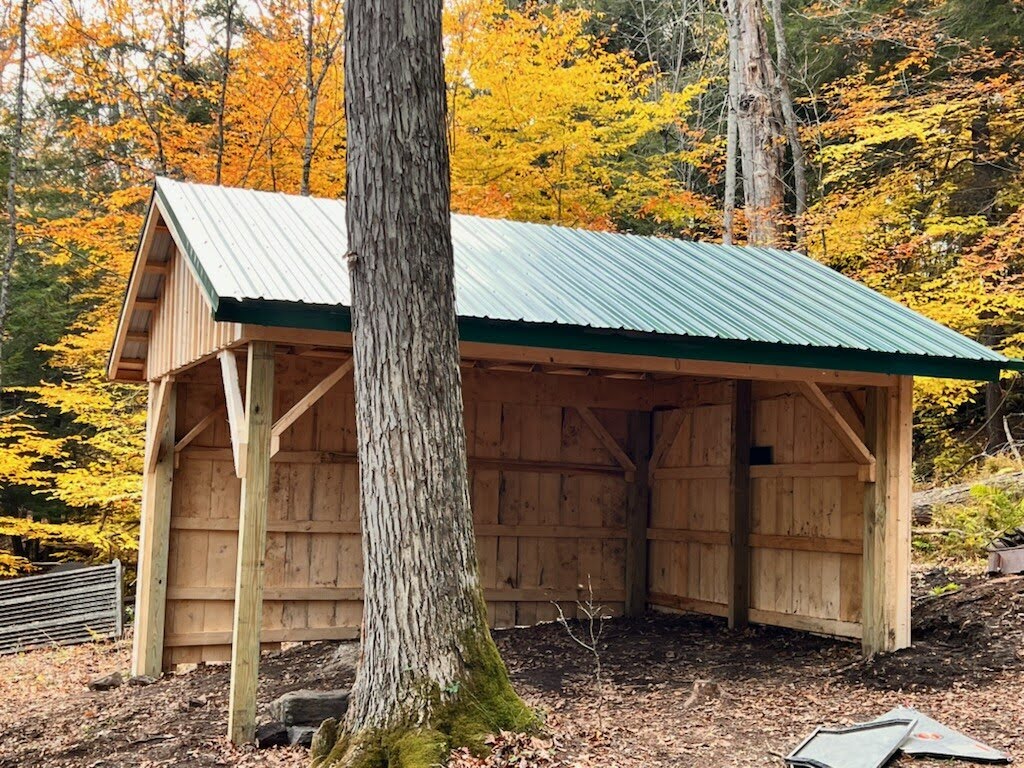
153, 178, 1008, 369
0, 561, 123, 654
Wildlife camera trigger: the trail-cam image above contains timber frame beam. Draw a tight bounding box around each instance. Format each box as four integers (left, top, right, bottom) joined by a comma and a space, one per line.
270, 358, 353, 456
132, 379, 176, 678
648, 408, 686, 482
219, 350, 247, 478
239, 326, 900, 388
861, 379, 913, 656
624, 411, 652, 616
144, 376, 175, 474
728, 380, 753, 630
227, 341, 276, 744
797, 381, 876, 482
574, 405, 636, 481
173, 406, 226, 467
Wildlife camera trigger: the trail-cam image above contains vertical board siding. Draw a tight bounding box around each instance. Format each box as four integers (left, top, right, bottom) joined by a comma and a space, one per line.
163, 361, 641, 666
146, 248, 242, 381
747, 383, 866, 638
648, 381, 733, 616
160, 358, 870, 666
648, 381, 866, 640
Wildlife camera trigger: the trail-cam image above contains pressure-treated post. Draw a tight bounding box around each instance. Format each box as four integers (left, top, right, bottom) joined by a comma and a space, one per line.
227, 341, 275, 744
625, 411, 652, 617
132, 377, 176, 677
861, 377, 912, 656
728, 379, 753, 630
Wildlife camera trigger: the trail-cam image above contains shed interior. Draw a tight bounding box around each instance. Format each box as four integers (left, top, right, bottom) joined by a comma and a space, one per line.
158, 343, 906, 667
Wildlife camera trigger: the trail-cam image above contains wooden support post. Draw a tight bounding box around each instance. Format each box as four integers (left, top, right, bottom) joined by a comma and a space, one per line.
132, 379, 176, 677
861, 377, 913, 656
728, 380, 753, 630
227, 341, 275, 744
625, 410, 652, 617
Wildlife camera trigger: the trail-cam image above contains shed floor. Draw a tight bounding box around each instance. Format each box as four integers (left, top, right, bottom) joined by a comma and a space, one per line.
1, 569, 1021, 768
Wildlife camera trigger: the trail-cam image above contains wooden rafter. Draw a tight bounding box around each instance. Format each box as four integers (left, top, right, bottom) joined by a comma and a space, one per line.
145, 376, 174, 474
219, 350, 247, 478
270, 358, 354, 455
574, 405, 636, 480
797, 381, 875, 481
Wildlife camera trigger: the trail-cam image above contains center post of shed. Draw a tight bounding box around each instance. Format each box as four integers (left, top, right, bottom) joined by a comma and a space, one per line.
110, 180, 1019, 744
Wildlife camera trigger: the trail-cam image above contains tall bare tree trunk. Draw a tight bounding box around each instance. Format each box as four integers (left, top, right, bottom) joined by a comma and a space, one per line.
214, 0, 237, 186
299, 0, 342, 196
300, 0, 317, 196
0, 0, 30, 399
311, 0, 532, 765
723, 52, 739, 245
721, 0, 785, 246
768, 0, 807, 245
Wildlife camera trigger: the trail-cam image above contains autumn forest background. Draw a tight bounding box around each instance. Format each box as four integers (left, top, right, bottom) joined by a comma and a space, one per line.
1, 0, 1023, 575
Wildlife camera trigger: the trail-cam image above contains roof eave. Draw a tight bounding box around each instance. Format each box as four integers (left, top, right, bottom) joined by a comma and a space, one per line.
213, 299, 1008, 382
106, 187, 160, 382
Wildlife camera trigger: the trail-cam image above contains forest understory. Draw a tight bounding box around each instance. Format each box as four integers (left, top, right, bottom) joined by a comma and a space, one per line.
1, 566, 1020, 768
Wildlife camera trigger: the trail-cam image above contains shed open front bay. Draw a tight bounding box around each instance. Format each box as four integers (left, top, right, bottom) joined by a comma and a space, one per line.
109, 179, 1021, 741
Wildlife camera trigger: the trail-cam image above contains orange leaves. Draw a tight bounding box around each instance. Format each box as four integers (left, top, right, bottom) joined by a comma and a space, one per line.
445, 0, 708, 229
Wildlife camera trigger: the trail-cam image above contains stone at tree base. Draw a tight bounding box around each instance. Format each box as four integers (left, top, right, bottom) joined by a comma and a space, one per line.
87, 672, 123, 691
269, 689, 350, 726
309, 718, 338, 761
255, 721, 289, 748
128, 674, 158, 687
288, 726, 316, 748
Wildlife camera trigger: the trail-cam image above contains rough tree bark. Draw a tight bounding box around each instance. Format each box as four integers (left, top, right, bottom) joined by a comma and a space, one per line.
723, 61, 739, 245
309, 0, 532, 765
721, 0, 785, 246
767, 0, 807, 243
0, 0, 30, 398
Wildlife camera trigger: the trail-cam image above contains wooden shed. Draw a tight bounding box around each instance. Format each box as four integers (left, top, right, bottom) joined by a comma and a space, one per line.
109, 179, 1020, 737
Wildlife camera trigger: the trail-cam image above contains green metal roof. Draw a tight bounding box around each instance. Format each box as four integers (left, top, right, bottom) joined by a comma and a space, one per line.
150, 178, 1021, 380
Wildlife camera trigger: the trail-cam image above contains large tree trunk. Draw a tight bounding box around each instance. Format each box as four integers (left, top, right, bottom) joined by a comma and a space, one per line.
0, 0, 30, 398
311, 0, 532, 765
721, 0, 785, 246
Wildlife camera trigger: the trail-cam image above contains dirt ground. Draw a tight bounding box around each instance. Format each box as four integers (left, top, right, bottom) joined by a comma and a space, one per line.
1, 568, 1021, 768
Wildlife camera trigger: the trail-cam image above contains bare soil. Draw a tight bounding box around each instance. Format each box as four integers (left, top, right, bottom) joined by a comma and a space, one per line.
1, 569, 1021, 767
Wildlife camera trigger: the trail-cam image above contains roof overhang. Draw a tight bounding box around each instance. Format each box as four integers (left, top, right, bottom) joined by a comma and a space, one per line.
108, 180, 1024, 384
211, 297, 1016, 382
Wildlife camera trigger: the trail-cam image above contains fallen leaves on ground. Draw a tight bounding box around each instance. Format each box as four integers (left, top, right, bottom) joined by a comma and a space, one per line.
0, 570, 1021, 767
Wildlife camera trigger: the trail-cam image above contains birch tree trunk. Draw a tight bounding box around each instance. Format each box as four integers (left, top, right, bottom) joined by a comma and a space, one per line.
311, 0, 532, 764
721, 0, 785, 246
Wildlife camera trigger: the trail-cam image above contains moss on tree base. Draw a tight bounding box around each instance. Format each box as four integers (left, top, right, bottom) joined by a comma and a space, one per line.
310, 625, 535, 768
